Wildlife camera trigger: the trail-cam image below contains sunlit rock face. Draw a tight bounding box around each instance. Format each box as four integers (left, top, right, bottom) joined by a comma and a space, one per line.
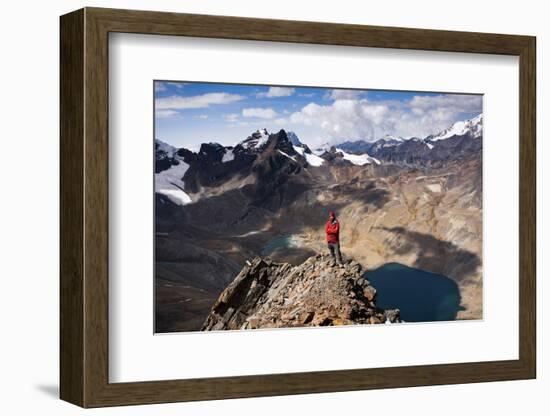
201, 255, 401, 331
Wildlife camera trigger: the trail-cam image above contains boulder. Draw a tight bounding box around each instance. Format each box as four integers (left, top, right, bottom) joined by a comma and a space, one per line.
362, 286, 377, 302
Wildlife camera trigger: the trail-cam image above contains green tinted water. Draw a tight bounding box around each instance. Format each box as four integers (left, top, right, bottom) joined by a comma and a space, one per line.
261, 235, 296, 256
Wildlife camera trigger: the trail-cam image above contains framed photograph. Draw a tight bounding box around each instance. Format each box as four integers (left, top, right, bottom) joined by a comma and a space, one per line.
60, 7, 536, 408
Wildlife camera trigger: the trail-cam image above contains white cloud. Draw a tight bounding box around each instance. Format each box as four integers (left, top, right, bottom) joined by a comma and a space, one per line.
325, 89, 363, 100
155, 109, 179, 119
223, 113, 240, 122
169, 82, 186, 89
288, 94, 482, 146
195, 114, 208, 119
256, 87, 295, 98
154, 82, 167, 93
156, 92, 245, 110
409, 94, 481, 113
154, 81, 186, 93
242, 107, 278, 119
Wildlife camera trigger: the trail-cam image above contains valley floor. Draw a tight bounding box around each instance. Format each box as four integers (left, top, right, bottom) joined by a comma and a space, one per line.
155, 157, 482, 332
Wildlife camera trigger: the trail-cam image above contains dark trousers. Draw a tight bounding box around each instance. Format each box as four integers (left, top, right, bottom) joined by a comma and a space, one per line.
328, 242, 343, 264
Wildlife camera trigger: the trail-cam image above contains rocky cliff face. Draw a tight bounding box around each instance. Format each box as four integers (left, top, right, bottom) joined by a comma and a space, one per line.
202, 255, 401, 331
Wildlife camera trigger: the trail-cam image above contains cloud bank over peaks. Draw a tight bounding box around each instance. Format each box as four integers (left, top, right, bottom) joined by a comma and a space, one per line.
286, 94, 482, 147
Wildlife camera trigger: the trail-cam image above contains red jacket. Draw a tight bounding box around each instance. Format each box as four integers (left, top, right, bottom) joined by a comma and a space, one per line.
325, 219, 340, 243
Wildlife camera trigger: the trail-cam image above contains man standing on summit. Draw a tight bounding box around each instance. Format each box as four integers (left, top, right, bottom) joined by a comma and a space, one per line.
325, 211, 344, 267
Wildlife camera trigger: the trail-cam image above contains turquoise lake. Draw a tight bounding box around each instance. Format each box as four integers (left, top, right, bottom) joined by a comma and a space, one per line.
365, 263, 462, 322
261, 235, 296, 256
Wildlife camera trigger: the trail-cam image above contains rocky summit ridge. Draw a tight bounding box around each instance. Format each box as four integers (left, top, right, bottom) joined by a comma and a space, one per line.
201, 255, 401, 331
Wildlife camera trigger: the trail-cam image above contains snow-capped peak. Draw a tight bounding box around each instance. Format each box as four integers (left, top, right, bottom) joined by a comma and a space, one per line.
237, 129, 270, 150
293, 145, 325, 167
380, 134, 404, 142
286, 131, 302, 146
155, 146, 192, 205
430, 114, 483, 141
155, 138, 177, 157
335, 148, 381, 166
369, 134, 405, 151
312, 142, 332, 156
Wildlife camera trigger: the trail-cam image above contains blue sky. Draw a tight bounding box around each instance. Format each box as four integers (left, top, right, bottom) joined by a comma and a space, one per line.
155, 81, 482, 150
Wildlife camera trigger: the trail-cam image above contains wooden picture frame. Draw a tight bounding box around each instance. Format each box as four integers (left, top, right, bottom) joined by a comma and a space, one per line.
60, 7, 536, 408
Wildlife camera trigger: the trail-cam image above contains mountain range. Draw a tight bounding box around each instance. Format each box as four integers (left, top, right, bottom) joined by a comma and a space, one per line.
156, 114, 483, 207
155, 114, 483, 332
325, 113, 482, 167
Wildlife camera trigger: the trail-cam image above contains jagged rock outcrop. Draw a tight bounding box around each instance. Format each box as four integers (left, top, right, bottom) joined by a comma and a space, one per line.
201, 255, 401, 331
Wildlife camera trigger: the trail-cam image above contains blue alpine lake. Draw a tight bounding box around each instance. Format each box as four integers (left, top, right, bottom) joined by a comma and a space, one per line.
261, 235, 296, 256
259, 235, 463, 322
365, 263, 462, 322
